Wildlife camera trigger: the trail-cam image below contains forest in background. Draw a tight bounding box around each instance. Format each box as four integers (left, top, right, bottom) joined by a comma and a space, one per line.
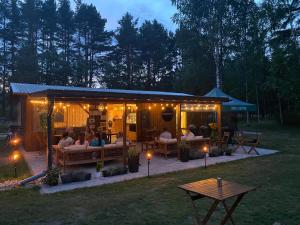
0, 0, 299, 125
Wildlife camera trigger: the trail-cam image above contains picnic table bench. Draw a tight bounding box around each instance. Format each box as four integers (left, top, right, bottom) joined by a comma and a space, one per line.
178, 178, 256, 225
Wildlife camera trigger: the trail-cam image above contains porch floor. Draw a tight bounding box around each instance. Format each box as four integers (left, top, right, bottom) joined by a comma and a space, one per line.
21, 145, 278, 194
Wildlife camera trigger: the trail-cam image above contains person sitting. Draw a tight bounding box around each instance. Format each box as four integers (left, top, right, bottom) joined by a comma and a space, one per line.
159, 128, 172, 139
90, 132, 105, 147
182, 128, 195, 139
85, 126, 93, 142
58, 132, 74, 148
75, 132, 89, 145
66, 127, 76, 140
101, 132, 109, 144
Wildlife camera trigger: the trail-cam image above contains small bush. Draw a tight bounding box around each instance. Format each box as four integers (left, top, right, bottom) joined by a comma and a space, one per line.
42, 168, 60, 186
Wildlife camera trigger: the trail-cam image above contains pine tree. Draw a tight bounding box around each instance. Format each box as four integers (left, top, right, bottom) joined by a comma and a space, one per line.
57, 0, 74, 85
74, 4, 111, 87
40, 0, 60, 84
103, 12, 140, 89
0, 0, 10, 113
139, 20, 174, 89
14, 0, 41, 83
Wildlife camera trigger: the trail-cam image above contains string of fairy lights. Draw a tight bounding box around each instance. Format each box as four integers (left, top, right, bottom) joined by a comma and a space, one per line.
29, 98, 218, 112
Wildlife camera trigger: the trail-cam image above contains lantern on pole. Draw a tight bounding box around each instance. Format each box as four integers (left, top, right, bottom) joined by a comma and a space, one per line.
146, 151, 152, 177
203, 145, 209, 168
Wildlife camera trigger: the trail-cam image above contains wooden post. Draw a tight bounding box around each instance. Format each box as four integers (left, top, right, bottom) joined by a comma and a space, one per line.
217, 103, 222, 139
176, 103, 181, 159
122, 103, 127, 166
47, 96, 54, 170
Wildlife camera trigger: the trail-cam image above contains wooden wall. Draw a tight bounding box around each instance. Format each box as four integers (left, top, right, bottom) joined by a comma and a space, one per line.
137, 103, 177, 141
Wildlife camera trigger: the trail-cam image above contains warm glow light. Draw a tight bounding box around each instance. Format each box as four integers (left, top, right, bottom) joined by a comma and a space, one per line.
148, 106, 151, 110
203, 146, 208, 153
162, 106, 165, 110
10, 138, 20, 146
13, 154, 19, 161
30, 99, 48, 105
147, 152, 152, 160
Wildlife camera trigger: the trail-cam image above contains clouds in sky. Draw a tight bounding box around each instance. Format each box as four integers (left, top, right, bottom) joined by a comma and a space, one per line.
77, 0, 177, 31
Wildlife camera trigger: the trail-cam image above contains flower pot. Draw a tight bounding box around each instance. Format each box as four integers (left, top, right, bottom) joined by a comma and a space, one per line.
128, 155, 139, 173
180, 149, 190, 162
95, 171, 101, 178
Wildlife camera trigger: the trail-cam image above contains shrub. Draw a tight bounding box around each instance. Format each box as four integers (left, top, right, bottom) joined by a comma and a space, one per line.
96, 161, 103, 172
42, 168, 60, 186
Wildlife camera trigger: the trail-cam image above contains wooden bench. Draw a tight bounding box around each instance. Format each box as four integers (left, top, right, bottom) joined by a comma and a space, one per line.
53, 144, 128, 170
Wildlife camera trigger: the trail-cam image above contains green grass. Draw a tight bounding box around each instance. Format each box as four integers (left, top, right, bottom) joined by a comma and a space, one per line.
0, 141, 31, 182
0, 121, 299, 225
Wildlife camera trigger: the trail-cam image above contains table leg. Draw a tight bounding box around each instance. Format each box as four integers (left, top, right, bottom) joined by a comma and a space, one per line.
202, 200, 219, 225
186, 191, 218, 225
248, 146, 259, 155
222, 201, 235, 225
220, 193, 244, 225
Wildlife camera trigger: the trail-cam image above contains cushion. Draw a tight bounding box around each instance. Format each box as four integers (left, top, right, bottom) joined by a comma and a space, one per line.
159, 138, 177, 144
64, 145, 86, 151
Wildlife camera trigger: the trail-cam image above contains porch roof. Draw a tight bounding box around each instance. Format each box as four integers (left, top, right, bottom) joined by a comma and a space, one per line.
10, 83, 228, 103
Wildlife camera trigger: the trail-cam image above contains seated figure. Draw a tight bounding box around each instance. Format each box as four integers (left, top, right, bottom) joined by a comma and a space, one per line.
182, 128, 195, 140
58, 132, 74, 148
159, 128, 172, 140
75, 132, 89, 146
90, 132, 105, 147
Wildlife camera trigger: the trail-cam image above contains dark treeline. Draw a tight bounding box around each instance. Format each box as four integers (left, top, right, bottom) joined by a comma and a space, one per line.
0, 0, 299, 125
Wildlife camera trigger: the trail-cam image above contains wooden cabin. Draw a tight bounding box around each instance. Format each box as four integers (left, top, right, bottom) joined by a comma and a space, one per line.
10, 83, 226, 167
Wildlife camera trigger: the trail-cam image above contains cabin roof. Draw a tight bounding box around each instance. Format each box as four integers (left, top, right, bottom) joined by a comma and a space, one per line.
10, 83, 228, 103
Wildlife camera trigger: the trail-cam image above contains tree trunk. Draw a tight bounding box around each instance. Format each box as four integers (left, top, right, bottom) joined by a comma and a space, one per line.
255, 84, 260, 124
277, 92, 283, 125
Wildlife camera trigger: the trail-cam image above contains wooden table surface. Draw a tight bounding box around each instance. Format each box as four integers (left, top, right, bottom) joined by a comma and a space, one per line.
178, 178, 255, 201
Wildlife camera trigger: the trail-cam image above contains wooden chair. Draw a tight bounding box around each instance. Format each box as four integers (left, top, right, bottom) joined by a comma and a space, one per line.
220, 132, 230, 149
244, 132, 261, 155
233, 131, 248, 153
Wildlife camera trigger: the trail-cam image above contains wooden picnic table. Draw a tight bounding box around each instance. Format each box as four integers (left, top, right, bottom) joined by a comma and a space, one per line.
178, 178, 256, 225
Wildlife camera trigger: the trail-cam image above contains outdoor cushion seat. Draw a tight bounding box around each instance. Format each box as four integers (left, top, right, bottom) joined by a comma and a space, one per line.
158, 138, 177, 144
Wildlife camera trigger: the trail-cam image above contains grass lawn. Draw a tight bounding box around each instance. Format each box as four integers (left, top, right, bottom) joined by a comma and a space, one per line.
0, 122, 299, 225
0, 141, 31, 182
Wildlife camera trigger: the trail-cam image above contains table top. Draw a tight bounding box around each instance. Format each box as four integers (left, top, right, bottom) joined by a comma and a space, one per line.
178, 178, 255, 201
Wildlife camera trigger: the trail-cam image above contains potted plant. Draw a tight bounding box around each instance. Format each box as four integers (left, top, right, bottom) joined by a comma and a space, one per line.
209, 123, 217, 142
127, 147, 140, 173
179, 141, 190, 162
224, 147, 233, 156
42, 167, 60, 186
95, 161, 103, 178
209, 147, 223, 157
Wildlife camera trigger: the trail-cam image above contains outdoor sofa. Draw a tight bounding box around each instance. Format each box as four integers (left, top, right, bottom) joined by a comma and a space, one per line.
156, 136, 211, 159
54, 143, 129, 170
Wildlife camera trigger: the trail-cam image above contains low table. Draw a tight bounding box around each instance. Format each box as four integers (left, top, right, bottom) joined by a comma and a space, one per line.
178, 178, 256, 225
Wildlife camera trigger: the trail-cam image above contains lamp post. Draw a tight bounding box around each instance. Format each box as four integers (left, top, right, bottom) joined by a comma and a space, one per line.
12, 152, 19, 177
203, 146, 208, 168
146, 151, 152, 177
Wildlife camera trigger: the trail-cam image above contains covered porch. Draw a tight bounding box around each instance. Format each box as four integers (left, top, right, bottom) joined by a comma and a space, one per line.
11, 83, 226, 170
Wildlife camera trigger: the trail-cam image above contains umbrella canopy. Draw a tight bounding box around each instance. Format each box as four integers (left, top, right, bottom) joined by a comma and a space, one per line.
204, 88, 256, 112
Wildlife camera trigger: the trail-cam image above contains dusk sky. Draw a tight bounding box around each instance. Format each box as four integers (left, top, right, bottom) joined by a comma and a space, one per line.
72, 0, 178, 31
